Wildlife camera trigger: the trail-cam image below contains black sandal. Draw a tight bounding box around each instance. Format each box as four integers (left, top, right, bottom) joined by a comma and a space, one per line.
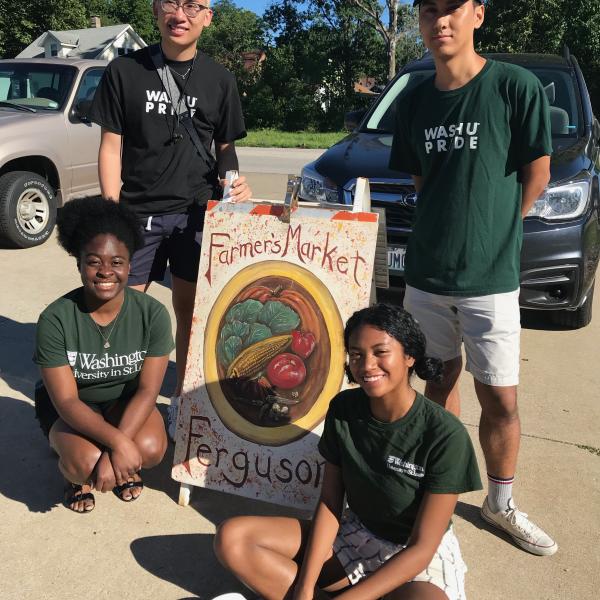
64, 483, 95, 513
113, 479, 144, 502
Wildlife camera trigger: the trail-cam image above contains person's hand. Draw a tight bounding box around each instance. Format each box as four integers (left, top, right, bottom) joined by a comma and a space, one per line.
109, 436, 142, 485
222, 175, 252, 203
93, 451, 116, 493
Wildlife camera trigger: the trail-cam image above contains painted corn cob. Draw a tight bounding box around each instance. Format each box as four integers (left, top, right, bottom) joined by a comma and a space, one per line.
226, 334, 292, 379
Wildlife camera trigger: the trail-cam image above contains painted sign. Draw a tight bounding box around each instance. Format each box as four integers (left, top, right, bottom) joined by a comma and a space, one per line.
172, 200, 379, 509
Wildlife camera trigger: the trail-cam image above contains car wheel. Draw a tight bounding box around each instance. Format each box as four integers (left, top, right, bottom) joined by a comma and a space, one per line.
0, 171, 57, 248
552, 281, 594, 329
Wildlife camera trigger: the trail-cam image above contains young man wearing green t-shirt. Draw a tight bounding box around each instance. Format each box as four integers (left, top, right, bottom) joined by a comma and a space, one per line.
390, 0, 557, 556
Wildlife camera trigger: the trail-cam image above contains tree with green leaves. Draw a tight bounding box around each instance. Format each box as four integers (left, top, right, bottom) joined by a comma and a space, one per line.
41, 0, 88, 31
198, 0, 265, 85
478, 0, 600, 110
104, 0, 159, 44
0, 0, 158, 58
476, 0, 565, 54
0, 0, 88, 58
0, 2, 39, 58
346, 0, 421, 80
309, 1, 388, 107
251, 0, 390, 131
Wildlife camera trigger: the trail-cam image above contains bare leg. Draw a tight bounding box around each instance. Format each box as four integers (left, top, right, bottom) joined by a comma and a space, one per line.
424, 356, 463, 416
105, 404, 168, 500
171, 275, 197, 395
214, 516, 348, 600
387, 581, 449, 599
474, 380, 520, 478
49, 420, 102, 512
130, 276, 194, 396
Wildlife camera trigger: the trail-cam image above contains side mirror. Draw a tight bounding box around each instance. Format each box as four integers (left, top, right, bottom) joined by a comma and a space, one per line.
73, 98, 92, 123
344, 109, 367, 132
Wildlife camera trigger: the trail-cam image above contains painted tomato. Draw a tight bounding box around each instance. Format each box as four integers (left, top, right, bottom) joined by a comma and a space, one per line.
266, 353, 307, 389
291, 330, 316, 359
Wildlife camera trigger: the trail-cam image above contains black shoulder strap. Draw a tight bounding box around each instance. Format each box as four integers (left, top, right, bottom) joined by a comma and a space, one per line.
149, 44, 216, 171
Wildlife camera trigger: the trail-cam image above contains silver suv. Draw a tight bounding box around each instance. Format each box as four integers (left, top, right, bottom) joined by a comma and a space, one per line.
0, 58, 106, 248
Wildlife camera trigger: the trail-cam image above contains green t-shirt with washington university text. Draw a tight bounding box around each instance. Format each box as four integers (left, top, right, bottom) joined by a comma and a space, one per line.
318, 389, 482, 544
35, 287, 174, 405
389, 60, 552, 296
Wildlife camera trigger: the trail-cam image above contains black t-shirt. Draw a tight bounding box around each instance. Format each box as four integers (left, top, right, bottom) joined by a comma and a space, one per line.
90, 46, 247, 216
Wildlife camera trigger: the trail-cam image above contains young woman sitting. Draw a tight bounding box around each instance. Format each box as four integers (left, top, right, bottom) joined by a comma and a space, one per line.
34, 196, 174, 513
214, 304, 482, 600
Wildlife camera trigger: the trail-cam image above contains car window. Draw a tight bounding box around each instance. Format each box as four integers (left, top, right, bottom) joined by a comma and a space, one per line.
364, 70, 432, 132
364, 63, 581, 139
0, 63, 76, 111
530, 68, 580, 137
73, 68, 104, 105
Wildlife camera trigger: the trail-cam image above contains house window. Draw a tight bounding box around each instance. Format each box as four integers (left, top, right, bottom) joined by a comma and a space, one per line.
50, 44, 58, 57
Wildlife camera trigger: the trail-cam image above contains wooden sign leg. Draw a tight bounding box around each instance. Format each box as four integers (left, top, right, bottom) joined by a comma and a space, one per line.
178, 483, 193, 506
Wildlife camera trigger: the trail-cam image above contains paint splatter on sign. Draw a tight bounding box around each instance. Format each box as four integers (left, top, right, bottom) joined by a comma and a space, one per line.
172, 201, 378, 509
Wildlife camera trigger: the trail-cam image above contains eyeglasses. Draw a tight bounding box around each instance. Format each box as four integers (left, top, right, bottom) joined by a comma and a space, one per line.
160, 0, 210, 18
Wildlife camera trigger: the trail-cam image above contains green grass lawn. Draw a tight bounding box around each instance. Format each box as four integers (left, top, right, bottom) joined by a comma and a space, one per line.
237, 129, 347, 149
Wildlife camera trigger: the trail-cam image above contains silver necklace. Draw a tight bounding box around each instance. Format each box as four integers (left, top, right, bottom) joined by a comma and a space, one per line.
91, 308, 122, 349
169, 64, 192, 79
160, 49, 197, 143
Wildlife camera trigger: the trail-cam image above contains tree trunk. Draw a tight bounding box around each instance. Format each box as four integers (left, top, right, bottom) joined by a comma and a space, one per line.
388, 37, 397, 81
388, 0, 399, 80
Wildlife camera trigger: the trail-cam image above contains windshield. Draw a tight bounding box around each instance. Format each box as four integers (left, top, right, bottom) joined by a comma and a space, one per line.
0, 63, 77, 111
364, 64, 581, 139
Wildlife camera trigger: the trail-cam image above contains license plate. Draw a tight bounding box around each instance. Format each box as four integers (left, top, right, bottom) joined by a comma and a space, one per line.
387, 246, 406, 274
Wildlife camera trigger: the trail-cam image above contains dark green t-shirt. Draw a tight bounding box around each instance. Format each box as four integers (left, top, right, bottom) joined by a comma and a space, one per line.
389, 60, 552, 296
35, 287, 174, 405
318, 388, 482, 544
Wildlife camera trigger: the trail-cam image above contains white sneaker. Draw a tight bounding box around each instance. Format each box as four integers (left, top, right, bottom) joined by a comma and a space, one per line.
481, 496, 558, 556
167, 395, 180, 441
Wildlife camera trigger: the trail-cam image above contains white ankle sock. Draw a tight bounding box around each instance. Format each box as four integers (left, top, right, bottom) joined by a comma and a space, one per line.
487, 473, 514, 513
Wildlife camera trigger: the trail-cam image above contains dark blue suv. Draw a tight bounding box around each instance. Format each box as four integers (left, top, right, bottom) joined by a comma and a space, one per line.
299, 52, 600, 328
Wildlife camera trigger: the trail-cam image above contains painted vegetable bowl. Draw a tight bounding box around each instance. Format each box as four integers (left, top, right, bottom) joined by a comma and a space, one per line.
204, 261, 345, 445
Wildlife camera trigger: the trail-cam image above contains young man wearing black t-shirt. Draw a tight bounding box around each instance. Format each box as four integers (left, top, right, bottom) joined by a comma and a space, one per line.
91, 0, 251, 439
390, 0, 557, 556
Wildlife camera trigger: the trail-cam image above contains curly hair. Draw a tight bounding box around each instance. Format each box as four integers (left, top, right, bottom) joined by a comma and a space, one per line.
344, 303, 443, 383
56, 196, 144, 259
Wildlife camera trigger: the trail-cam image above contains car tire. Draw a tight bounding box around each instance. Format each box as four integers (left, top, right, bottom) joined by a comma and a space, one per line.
0, 171, 57, 248
552, 281, 594, 329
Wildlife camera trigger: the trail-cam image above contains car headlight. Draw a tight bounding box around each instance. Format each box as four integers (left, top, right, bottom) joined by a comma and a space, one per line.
300, 164, 339, 204
528, 180, 590, 220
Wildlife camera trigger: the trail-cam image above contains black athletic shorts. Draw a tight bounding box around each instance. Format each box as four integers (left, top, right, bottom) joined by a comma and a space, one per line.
129, 203, 206, 286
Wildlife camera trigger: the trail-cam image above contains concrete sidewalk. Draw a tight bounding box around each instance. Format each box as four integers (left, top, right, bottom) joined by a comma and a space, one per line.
1, 232, 598, 599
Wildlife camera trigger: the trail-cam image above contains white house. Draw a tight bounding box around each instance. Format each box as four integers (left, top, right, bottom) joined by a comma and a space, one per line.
17, 19, 146, 61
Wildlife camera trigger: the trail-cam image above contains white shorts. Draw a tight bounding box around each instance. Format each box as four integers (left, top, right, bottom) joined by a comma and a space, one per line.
333, 510, 467, 600
403, 285, 521, 386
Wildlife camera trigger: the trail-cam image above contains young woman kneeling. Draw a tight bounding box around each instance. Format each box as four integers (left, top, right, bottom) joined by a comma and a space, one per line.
34, 197, 174, 512
214, 304, 482, 600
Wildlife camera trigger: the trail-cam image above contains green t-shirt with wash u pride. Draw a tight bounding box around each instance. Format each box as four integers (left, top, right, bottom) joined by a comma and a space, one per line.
390, 59, 552, 296
318, 388, 482, 544
35, 287, 174, 405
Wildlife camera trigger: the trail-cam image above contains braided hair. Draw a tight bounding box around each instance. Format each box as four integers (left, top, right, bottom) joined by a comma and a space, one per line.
344, 303, 443, 383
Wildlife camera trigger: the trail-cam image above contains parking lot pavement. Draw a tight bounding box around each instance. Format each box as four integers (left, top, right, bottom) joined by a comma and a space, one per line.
1, 190, 599, 599
237, 147, 325, 175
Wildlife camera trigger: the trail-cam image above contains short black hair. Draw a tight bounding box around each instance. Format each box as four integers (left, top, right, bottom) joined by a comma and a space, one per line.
344, 303, 443, 383
56, 196, 144, 259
